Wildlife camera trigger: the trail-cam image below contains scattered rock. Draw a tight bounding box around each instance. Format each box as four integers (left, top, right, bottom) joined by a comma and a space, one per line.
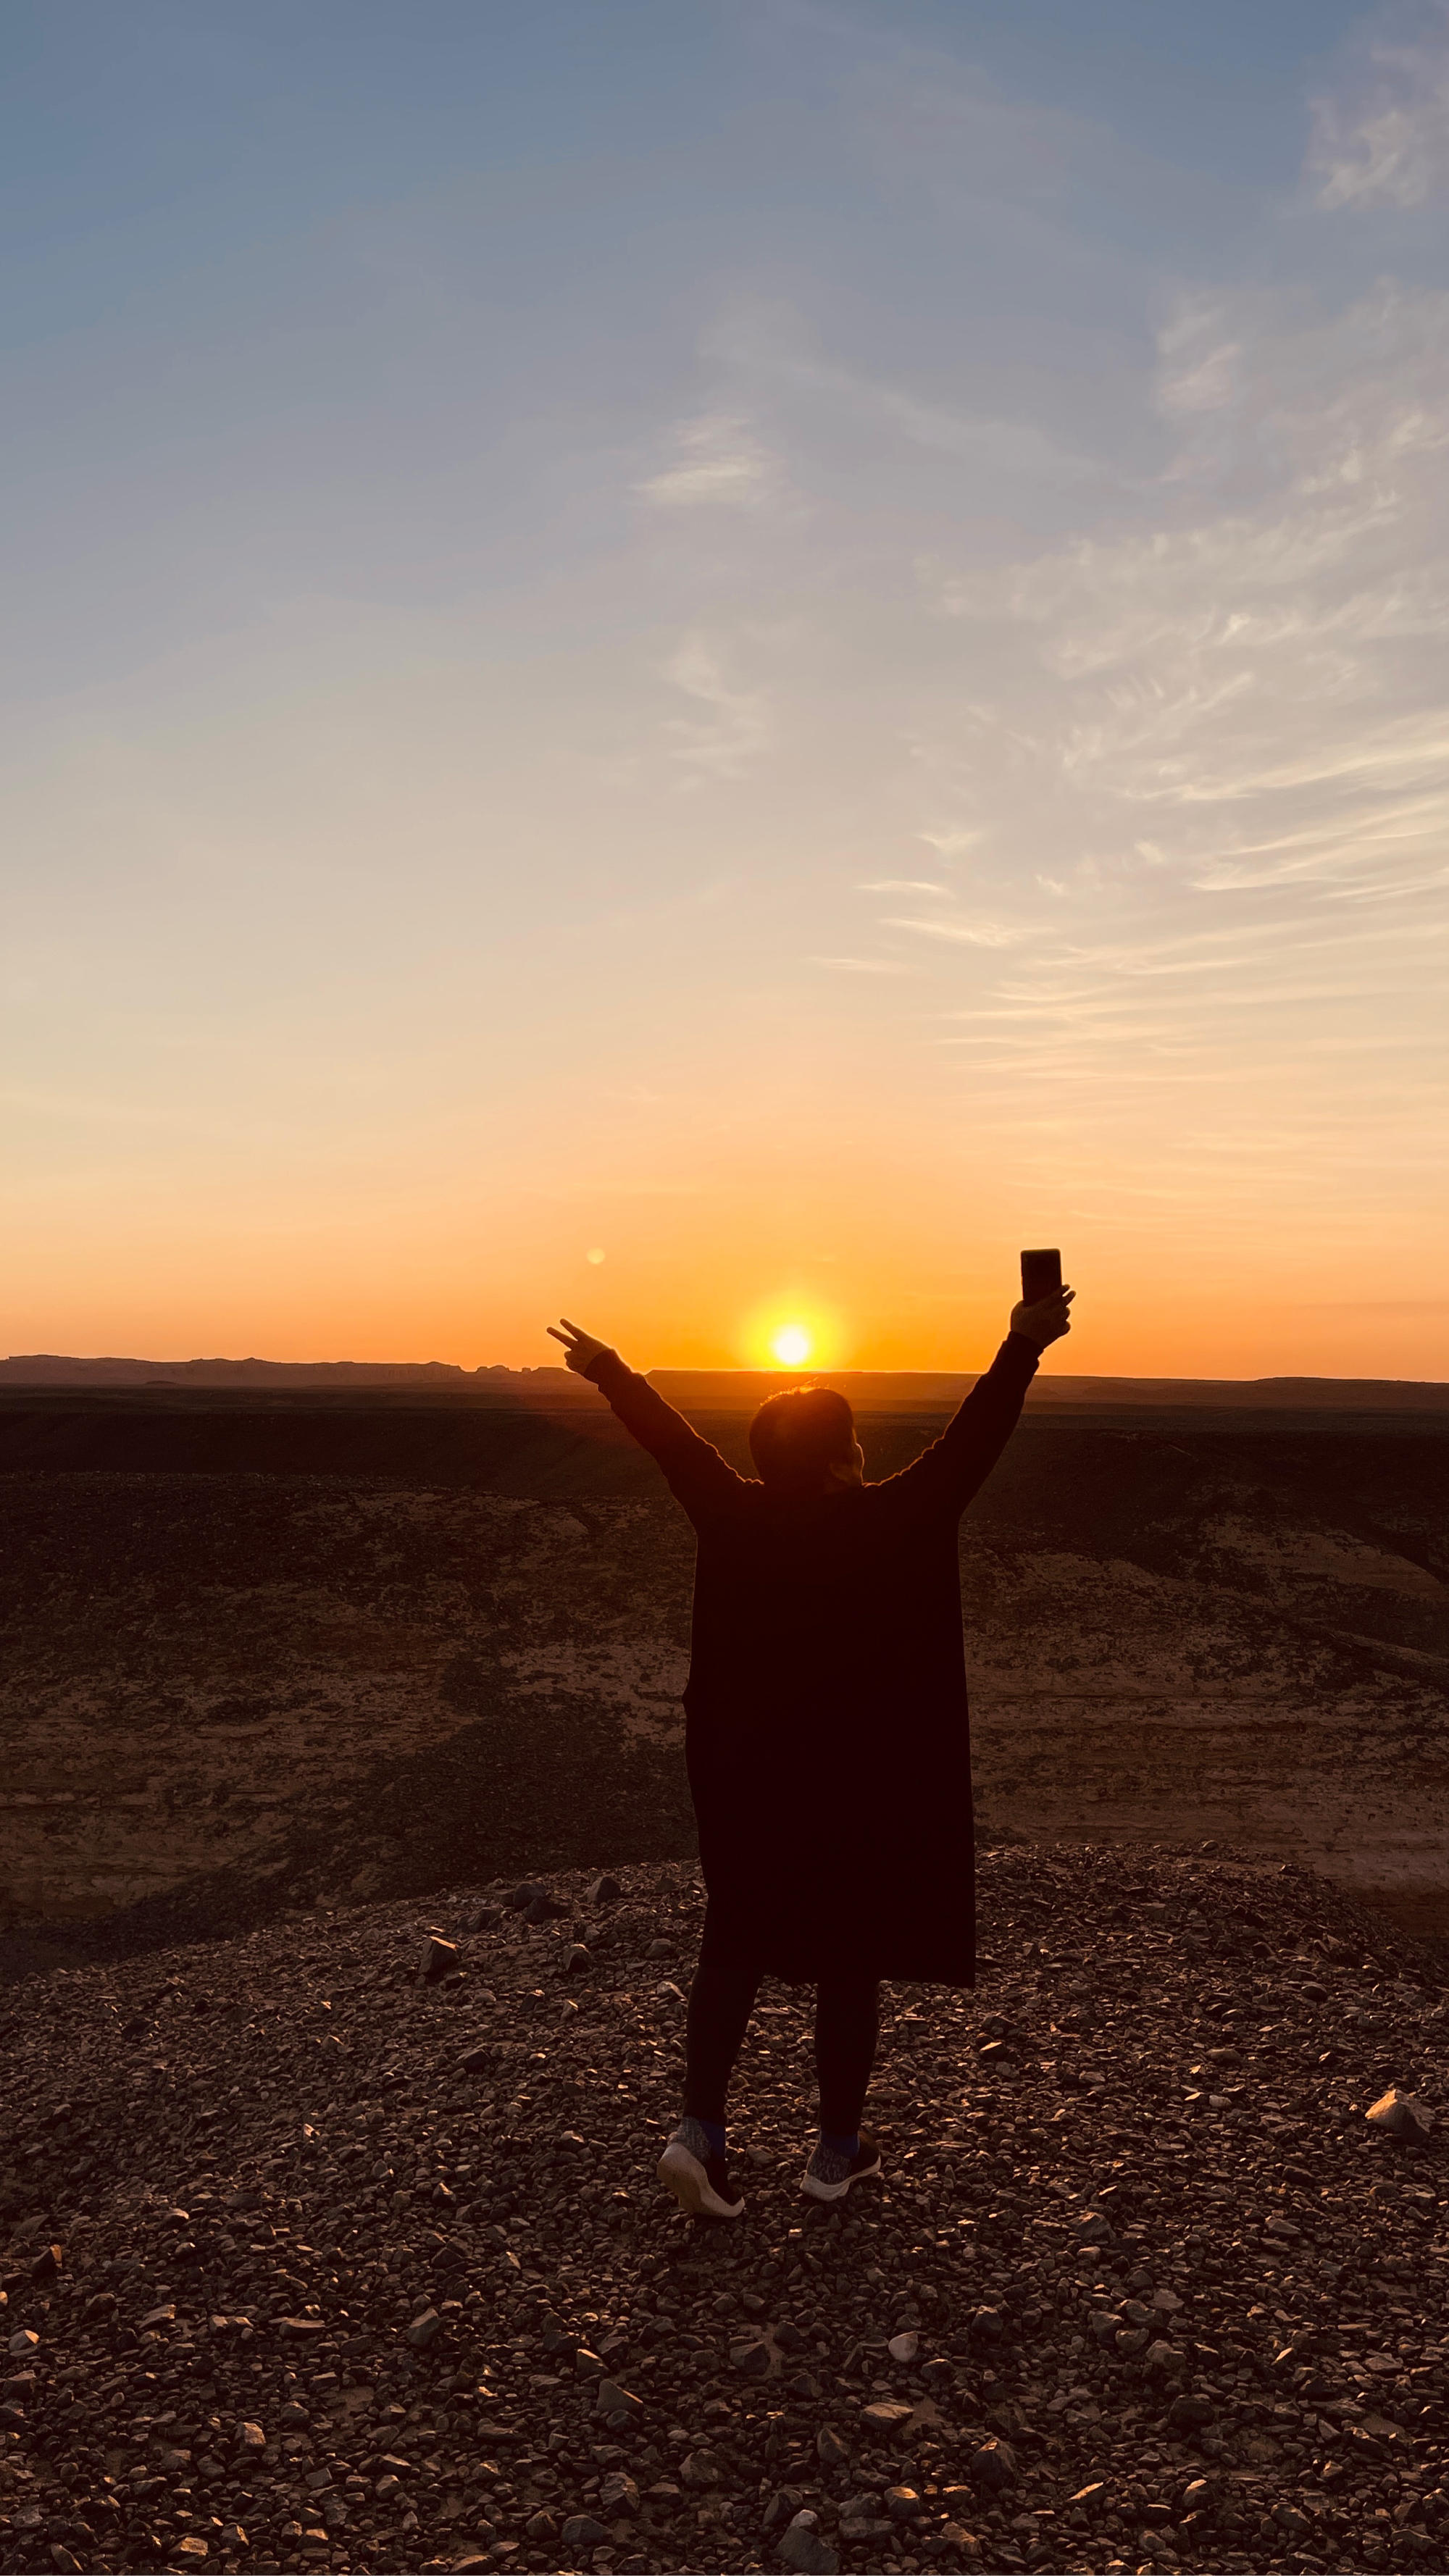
860, 2399, 914, 2434
887, 2329, 919, 2363
680, 2448, 722, 2488
1275, 2500, 1314, 2538
1366, 2086, 1434, 2139
594, 2375, 643, 2425
522, 1888, 567, 1925
405, 2306, 441, 2348
418, 1933, 459, 1981
969, 2436, 1018, 2491
587, 1873, 622, 1904
777, 2507, 840, 2573
0, 1847, 1441, 2576
1167, 2392, 1217, 2430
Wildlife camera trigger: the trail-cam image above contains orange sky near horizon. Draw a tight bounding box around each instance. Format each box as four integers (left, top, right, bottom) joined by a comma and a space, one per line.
5, 643, 1445, 1382
6, 1098, 1444, 1381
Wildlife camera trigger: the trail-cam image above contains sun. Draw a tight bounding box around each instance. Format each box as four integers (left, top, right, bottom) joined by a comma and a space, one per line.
770, 1323, 813, 1368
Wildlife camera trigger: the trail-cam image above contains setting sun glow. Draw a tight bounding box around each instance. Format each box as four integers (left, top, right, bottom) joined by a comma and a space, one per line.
770, 1324, 813, 1368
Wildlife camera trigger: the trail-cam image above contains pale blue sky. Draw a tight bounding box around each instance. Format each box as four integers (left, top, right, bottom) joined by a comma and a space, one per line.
4, 1, 1447, 1373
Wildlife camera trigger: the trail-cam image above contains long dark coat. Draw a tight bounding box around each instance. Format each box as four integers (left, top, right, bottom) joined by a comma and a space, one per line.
583, 1334, 1038, 1986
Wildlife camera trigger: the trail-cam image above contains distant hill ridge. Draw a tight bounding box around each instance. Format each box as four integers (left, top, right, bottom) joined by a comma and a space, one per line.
3, 1352, 1446, 1410
0, 1354, 575, 1390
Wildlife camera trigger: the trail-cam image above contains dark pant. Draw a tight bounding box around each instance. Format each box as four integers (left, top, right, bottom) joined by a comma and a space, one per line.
683, 1901, 880, 2135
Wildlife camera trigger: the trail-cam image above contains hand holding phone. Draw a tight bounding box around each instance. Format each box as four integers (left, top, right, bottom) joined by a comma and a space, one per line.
1012, 1248, 1074, 1348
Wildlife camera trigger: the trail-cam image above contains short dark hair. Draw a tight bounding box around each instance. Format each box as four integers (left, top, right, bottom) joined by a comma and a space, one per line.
748, 1384, 856, 1496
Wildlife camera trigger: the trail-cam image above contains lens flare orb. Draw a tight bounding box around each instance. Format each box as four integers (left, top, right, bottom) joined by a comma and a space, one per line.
770, 1323, 812, 1368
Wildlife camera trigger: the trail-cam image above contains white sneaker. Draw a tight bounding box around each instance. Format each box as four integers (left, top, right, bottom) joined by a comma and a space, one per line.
801, 2130, 882, 2202
657, 2117, 746, 2221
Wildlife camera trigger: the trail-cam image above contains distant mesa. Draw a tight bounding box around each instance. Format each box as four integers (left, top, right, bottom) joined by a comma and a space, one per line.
647, 1368, 1449, 1414
1, 1353, 1445, 1410
0, 1353, 579, 1391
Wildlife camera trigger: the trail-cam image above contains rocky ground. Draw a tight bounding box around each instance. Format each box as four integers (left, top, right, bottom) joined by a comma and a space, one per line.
1, 1844, 1447, 2576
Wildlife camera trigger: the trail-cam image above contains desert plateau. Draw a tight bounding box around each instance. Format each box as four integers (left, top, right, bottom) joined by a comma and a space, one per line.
2, 1371, 1448, 2576
1, 1373, 1445, 1957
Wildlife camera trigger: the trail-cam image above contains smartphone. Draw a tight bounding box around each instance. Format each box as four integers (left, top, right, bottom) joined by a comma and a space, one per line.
1020, 1247, 1062, 1304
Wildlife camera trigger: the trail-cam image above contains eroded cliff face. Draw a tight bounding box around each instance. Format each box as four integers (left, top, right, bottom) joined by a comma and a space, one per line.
2, 1408, 1445, 1946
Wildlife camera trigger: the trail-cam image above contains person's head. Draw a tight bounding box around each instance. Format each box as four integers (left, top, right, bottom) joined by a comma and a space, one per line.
748, 1383, 864, 1497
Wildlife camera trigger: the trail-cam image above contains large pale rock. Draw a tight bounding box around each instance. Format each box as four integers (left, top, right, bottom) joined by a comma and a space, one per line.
1366, 2087, 1433, 2140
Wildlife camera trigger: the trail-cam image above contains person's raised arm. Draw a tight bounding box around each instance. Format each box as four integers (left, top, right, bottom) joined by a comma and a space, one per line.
546, 1317, 741, 1514
895, 1283, 1075, 1515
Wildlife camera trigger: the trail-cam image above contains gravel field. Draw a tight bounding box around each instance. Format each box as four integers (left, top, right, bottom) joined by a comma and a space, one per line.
1, 1845, 1446, 2576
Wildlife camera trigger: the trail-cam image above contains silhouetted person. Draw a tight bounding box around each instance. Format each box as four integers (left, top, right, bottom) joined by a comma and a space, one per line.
548, 1280, 1074, 2218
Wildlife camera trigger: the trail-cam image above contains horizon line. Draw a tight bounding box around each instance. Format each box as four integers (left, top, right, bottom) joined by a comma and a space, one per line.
3, 1351, 1447, 1392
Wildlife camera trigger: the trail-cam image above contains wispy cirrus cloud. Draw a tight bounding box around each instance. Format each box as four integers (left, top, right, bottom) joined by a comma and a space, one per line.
702, 298, 1100, 487
664, 632, 770, 779
1307, 2, 1449, 209
856, 878, 951, 895
931, 279, 1449, 906
882, 913, 1026, 948
916, 828, 982, 858
1154, 299, 1243, 419
803, 212, 1449, 1271
637, 414, 782, 511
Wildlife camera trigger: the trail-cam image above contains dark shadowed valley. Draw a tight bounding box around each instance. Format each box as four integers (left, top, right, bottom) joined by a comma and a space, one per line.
3, 1375, 1445, 1964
